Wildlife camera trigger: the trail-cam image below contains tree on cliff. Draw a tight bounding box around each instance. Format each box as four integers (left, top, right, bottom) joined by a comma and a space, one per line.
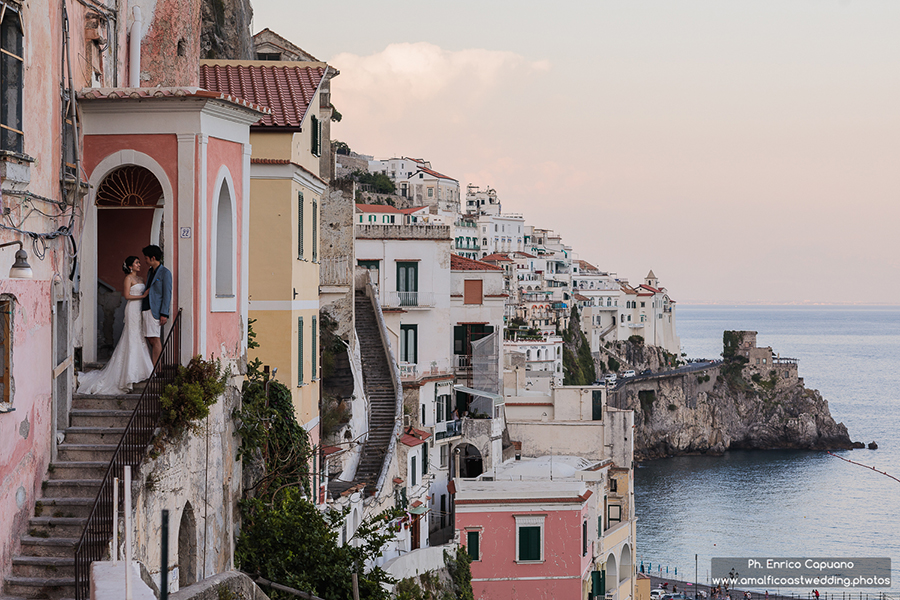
563, 305, 597, 385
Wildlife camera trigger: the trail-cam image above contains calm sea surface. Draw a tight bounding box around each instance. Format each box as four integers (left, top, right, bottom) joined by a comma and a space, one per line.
635, 306, 900, 595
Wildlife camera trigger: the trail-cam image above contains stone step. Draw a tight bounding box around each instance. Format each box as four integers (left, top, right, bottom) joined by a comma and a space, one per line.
3, 576, 75, 599
47, 462, 109, 481
55, 444, 117, 463
69, 410, 134, 428
71, 394, 140, 411
27, 517, 87, 540
11, 555, 75, 578
41, 480, 101, 499
17, 536, 78, 558
33, 499, 95, 520
60, 427, 125, 445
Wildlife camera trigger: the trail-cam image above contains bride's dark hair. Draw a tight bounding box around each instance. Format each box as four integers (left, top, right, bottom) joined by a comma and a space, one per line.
122, 256, 139, 274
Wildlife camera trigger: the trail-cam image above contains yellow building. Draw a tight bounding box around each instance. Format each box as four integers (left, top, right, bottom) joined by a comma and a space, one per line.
200, 60, 330, 449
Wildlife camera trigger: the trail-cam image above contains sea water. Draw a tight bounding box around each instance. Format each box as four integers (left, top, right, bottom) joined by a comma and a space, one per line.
635, 305, 900, 595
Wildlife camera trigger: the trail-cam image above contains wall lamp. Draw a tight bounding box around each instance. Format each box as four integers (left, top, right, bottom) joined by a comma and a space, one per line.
0, 241, 33, 279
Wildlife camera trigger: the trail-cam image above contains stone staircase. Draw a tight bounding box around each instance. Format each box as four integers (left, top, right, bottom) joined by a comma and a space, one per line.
2, 393, 138, 600
349, 292, 398, 494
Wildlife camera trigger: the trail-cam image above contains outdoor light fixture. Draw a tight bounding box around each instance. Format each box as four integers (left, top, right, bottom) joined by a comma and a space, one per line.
0, 241, 33, 279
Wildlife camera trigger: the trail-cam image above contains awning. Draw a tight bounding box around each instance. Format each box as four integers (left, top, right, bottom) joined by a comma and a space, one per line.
454, 385, 504, 406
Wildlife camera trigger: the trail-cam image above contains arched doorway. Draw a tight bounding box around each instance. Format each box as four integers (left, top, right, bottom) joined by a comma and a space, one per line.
453, 443, 483, 478
177, 502, 197, 588
605, 552, 618, 598
619, 543, 632, 583
94, 165, 164, 360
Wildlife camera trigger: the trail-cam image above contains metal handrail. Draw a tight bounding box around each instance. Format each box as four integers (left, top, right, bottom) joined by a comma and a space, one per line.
74, 310, 182, 600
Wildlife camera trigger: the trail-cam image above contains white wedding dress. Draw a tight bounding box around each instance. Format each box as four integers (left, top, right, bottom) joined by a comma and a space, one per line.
78, 284, 155, 395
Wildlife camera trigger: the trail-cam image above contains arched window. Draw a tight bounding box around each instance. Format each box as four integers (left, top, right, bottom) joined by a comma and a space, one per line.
215, 184, 234, 297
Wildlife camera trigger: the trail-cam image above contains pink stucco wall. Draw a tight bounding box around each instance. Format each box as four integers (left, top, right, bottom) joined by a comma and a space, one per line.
204, 137, 245, 360
458, 502, 591, 600
0, 281, 53, 577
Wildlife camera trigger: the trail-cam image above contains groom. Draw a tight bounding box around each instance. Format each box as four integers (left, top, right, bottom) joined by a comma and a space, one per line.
142, 245, 172, 366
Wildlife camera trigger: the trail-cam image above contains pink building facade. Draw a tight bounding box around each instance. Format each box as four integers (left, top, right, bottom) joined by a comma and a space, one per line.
455, 457, 616, 600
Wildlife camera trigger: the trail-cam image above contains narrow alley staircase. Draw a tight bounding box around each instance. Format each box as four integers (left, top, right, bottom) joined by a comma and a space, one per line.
349, 291, 399, 495
2, 392, 137, 600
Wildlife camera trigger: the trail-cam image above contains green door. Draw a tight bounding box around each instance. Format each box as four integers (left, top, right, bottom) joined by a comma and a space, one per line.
397, 262, 418, 306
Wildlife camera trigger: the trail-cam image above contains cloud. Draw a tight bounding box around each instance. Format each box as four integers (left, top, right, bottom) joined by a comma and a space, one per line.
331, 42, 550, 124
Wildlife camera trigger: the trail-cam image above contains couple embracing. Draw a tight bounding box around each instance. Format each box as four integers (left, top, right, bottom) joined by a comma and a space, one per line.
78, 245, 172, 395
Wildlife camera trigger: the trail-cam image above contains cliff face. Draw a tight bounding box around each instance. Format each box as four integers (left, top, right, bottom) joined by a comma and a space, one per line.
200, 0, 254, 60
610, 364, 852, 460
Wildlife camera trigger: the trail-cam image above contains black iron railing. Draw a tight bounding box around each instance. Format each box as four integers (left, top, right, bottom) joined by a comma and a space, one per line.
74, 310, 182, 600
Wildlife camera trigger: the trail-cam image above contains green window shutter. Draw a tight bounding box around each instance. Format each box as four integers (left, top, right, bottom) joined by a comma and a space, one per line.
297, 316, 304, 385
411, 456, 417, 486
312, 315, 317, 379
422, 443, 428, 475
298, 191, 304, 259
312, 199, 318, 261
518, 526, 540, 561
592, 570, 605, 595
598, 515, 603, 536
311, 115, 320, 156
467, 531, 480, 561
592, 390, 603, 421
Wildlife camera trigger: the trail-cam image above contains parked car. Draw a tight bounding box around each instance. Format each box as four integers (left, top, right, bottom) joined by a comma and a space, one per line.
651, 590, 666, 600
604, 373, 617, 385
640, 368, 652, 375
622, 369, 636, 378
662, 594, 689, 600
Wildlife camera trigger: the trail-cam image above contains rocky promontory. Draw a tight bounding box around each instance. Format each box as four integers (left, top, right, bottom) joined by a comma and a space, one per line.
607, 331, 853, 460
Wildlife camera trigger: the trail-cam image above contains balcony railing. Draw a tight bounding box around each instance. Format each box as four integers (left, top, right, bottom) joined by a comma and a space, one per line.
434, 419, 462, 440
384, 290, 435, 308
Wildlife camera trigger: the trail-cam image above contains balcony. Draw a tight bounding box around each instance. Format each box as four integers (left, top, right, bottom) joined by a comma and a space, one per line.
434, 419, 462, 440
399, 358, 453, 381
384, 290, 435, 308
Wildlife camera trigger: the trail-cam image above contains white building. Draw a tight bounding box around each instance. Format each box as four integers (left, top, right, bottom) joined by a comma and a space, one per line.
369, 157, 460, 213
465, 184, 501, 215
503, 336, 564, 387
477, 213, 526, 257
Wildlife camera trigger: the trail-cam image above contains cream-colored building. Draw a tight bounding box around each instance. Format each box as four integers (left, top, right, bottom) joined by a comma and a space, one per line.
202, 60, 331, 445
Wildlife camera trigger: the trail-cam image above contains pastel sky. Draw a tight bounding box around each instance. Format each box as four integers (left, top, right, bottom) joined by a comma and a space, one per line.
254, 1, 900, 304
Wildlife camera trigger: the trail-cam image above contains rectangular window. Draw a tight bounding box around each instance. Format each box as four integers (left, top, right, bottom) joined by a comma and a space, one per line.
436, 394, 446, 423
311, 315, 317, 380
440, 444, 448, 468
396, 262, 418, 306
312, 199, 318, 262
422, 443, 428, 475
583, 520, 588, 556
297, 191, 304, 259
518, 526, 541, 561
410, 455, 417, 486
592, 390, 603, 421
400, 324, 417, 364
467, 531, 480, 561
0, 298, 11, 406
610, 477, 618, 493
463, 279, 483, 305
608, 504, 621, 525
297, 316, 304, 385
0, 5, 24, 154
310, 114, 321, 156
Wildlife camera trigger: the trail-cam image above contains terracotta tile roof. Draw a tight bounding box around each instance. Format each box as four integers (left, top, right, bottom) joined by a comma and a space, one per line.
514, 251, 537, 259
199, 61, 325, 128
416, 166, 457, 182
481, 253, 513, 262
577, 260, 599, 271
356, 203, 402, 213
637, 284, 663, 294
574, 293, 589, 301
398, 206, 428, 214
76, 87, 271, 116
451, 254, 503, 271
400, 426, 431, 447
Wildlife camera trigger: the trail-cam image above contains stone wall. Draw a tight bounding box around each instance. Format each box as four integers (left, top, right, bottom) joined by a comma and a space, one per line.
356, 224, 451, 241
319, 182, 355, 341
200, 0, 254, 60
129, 376, 243, 593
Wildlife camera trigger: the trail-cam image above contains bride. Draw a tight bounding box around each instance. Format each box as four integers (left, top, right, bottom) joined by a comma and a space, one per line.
78, 256, 155, 394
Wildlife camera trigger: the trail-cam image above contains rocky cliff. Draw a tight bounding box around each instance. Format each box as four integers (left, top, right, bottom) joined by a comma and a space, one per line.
609, 351, 853, 461
200, 0, 254, 60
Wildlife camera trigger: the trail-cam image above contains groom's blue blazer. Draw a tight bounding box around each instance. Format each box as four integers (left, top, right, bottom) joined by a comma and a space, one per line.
146, 265, 172, 320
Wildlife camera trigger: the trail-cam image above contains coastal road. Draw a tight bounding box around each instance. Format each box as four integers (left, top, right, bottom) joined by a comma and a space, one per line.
608, 360, 721, 390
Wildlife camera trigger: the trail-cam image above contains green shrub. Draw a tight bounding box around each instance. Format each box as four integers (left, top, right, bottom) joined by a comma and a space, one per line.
638, 390, 656, 414
607, 356, 620, 372
667, 404, 677, 411
628, 335, 644, 345
160, 356, 227, 435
